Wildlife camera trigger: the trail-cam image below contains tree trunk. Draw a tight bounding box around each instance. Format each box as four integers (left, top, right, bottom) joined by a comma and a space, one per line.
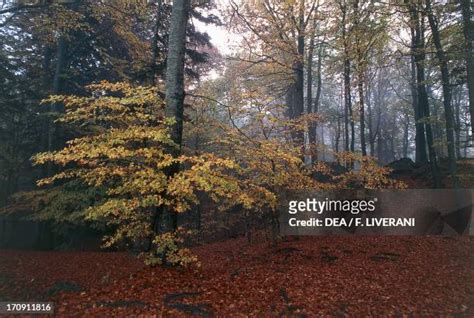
410, 18, 427, 164
160, 0, 191, 233
344, 57, 355, 155
165, 0, 190, 155
454, 87, 462, 159
367, 83, 375, 156
347, 65, 355, 154
308, 41, 322, 163
52, 36, 68, 97
306, 25, 315, 162
403, 111, 410, 158
47, 35, 68, 177
410, 3, 441, 187
320, 124, 325, 160
358, 71, 366, 156
426, 0, 458, 188
353, 0, 366, 156
292, 0, 305, 153
427, 84, 444, 153
341, 3, 352, 155
41, 45, 52, 178
314, 45, 322, 135
344, 61, 350, 153
419, 18, 441, 188
376, 129, 383, 163
335, 113, 341, 153
460, 0, 474, 135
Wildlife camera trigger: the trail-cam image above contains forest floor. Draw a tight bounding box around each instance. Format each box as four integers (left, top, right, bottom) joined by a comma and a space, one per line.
1, 235, 474, 317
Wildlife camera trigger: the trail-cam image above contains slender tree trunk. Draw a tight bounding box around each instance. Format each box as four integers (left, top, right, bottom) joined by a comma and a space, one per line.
293, 0, 305, 152
419, 16, 441, 188
320, 124, 325, 160
314, 45, 322, 124
306, 38, 314, 113
454, 87, 462, 159
306, 26, 315, 162
344, 57, 355, 154
47, 35, 68, 177
415, 14, 441, 188
52, 36, 68, 97
335, 113, 341, 153
410, 3, 441, 187
344, 57, 355, 155
308, 43, 322, 162
353, 0, 366, 156
410, 19, 427, 164
165, 0, 190, 157
376, 130, 383, 163
460, 0, 474, 135
341, 3, 353, 155
41, 45, 52, 178
159, 0, 191, 233
403, 112, 410, 158
426, 0, 458, 187
367, 83, 375, 156
375, 85, 383, 163
390, 116, 396, 160
344, 64, 350, 152
358, 71, 366, 156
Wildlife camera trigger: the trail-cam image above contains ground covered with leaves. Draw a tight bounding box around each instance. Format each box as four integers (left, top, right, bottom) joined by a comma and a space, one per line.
1, 236, 473, 317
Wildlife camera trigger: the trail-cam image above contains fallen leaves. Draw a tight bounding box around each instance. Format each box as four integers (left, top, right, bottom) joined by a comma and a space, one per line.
1, 235, 473, 317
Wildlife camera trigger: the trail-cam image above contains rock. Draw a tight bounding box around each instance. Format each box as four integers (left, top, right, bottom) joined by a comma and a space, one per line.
385, 158, 418, 174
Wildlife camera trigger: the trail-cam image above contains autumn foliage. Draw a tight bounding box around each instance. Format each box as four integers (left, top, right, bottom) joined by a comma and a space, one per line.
18, 80, 404, 265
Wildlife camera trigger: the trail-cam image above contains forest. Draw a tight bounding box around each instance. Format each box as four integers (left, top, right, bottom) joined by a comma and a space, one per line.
0, 0, 473, 316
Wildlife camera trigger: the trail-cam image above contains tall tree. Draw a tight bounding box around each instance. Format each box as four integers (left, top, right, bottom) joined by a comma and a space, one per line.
306, 10, 322, 163
425, 0, 458, 187
410, 23, 427, 164
353, 0, 367, 156
408, 1, 441, 187
291, 0, 306, 150
161, 0, 191, 231
338, 0, 355, 154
